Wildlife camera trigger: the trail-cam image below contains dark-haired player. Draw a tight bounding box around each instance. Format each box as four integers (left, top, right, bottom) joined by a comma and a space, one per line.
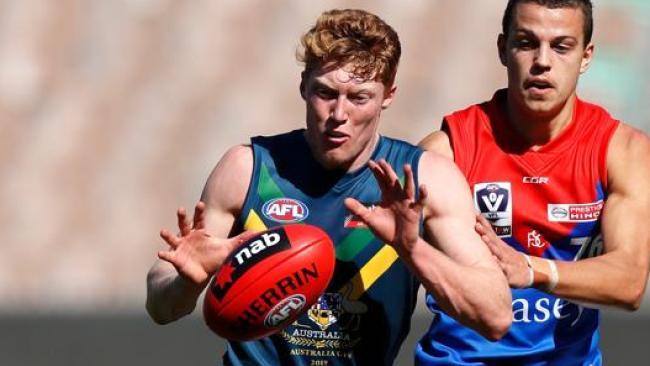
418, 0, 650, 364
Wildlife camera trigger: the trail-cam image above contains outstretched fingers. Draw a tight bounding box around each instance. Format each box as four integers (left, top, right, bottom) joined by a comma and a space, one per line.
403, 164, 415, 199
177, 207, 191, 236
377, 159, 401, 192
192, 201, 207, 230
474, 215, 504, 259
160, 229, 181, 248
344, 198, 373, 224
368, 160, 390, 193
413, 183, 428, 211
157, 249, 177, 264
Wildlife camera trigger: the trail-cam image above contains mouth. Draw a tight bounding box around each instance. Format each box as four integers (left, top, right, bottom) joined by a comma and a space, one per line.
324, 130, 349, 146
524, 79, 554, 95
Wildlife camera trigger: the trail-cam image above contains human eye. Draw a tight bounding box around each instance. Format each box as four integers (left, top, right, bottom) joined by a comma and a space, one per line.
514, 37, 535, 50
314, 87, 336, 100
350, 94, 370, 105
553, 39, 576, 54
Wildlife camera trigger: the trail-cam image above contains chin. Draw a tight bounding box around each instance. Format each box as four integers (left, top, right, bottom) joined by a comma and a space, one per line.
319, 150, 355, 170
522, 97, 560, 115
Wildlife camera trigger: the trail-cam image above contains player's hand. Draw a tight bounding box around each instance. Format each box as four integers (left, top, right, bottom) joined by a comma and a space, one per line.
344, 160, 427, 253
475, 214, 532, 288
158, 202, 256, 285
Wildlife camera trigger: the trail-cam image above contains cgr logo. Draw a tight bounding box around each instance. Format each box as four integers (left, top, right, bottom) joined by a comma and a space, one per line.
264, 294, 306, 328
523, 176, 549, 184
262, 198, 309, 223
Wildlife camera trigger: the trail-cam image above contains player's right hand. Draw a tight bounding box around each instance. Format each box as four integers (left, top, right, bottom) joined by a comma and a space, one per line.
345, 160, 427, 254
158, 202, 256, 285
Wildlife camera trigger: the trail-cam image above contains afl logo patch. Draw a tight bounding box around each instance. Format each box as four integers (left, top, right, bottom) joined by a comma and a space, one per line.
262, 198, 309, 223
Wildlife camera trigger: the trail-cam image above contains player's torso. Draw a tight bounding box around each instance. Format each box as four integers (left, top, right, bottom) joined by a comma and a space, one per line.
418, 93, 618, 366
225, 130, 422, 366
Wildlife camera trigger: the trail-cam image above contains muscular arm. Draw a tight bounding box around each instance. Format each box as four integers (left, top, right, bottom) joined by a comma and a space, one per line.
407, 152, 512, 340
146, 145, 253, 324
529, 124, 650, 309
418, 124, 454, 160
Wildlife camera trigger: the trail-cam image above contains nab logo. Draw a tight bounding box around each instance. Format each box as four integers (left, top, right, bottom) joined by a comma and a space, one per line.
211, 227, 291, 301
262, 198, 309, 223
234, 232, 281, 265
474, 182, 513, 238
264, 294, 306, 328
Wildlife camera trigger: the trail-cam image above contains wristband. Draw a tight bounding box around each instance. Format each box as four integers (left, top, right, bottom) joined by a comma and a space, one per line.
546, 259, 559, 292
522, 254, 534, 288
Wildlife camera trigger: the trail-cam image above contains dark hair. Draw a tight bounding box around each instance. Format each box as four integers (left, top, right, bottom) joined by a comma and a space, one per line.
297, 9, 401, 87
502, 0, 593, 45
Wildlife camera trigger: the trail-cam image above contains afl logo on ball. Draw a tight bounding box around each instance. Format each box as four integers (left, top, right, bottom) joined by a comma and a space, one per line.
264, 294, 306, 328
262, 198, 309, 223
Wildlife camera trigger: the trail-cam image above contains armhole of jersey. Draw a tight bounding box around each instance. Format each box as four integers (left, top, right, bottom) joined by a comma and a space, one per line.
411, 147, 424, 198
235, 140, 261, 231
442, 116, 468, 173
410, 147, 425, 233
598, 120, 621, 193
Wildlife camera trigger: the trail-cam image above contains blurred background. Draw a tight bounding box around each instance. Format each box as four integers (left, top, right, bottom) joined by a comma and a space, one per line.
1, 0, 648, 365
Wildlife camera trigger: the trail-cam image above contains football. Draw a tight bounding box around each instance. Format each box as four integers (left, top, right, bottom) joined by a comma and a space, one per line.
203, 224, 335, 341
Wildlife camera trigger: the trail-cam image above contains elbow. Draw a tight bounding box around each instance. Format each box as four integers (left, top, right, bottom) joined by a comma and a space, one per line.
618, 282, 646, 311
146, 298, 174, 325
481, 308, 512, 341
481, 287, 513, 341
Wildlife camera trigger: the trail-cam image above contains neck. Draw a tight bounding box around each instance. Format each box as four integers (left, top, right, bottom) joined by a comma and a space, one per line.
347, 132, 380, 172
505, 92, 576, 149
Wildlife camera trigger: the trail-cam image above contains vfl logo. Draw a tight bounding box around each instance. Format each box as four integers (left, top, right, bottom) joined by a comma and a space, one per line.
474, 182, 513, 237
211, 227, 291, 301
262, 198, 309, 223
264, 294, 306, 328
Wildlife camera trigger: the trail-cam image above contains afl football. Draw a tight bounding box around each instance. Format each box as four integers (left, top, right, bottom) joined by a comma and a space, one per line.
203, 224, 335, 341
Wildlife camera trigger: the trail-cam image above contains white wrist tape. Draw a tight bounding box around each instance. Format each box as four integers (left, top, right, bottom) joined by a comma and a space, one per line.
522, 254, 534, 288
546, 259, 559, 292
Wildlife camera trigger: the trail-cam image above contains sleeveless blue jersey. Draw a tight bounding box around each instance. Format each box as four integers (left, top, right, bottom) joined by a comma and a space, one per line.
222, 129, 423, 366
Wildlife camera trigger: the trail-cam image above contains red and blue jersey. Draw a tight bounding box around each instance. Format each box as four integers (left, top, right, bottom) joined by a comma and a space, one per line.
416, 90, 619, 365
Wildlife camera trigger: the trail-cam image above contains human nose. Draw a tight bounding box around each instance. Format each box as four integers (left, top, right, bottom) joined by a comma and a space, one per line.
532, 44, 551, 72
331, 96, 349, 123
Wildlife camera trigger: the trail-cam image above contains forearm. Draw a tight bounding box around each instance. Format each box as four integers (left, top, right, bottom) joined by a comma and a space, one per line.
146, 261, 207, 324
529, 253, 648, 310
399, 237, 511, 340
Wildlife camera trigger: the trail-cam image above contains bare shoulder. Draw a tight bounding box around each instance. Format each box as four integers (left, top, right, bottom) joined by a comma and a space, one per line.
608, 123, 650, 188
418, 130, 453, 160
609, 123, 650, 157
201, 144, 254, 215
417, 150, 473, 217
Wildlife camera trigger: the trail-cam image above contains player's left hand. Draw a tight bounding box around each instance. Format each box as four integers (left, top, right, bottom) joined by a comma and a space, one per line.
344, 159, 427, 253
475, 214, 532, 288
